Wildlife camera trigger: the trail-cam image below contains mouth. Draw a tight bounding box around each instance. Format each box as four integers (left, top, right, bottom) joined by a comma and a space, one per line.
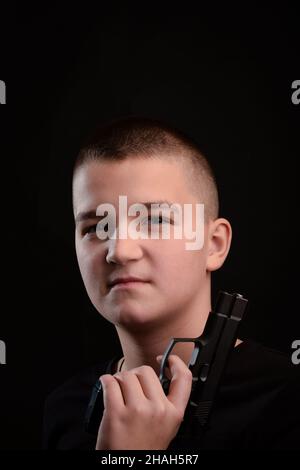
110, 280, 149, 290
108, 277, 150, 290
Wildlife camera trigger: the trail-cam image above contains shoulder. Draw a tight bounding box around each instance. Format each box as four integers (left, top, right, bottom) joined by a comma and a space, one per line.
46, 361, 107, 404
228, 340, 300, 449
229, 339, 299, 383
43, 358, 117, 450
227, 339, 300, 406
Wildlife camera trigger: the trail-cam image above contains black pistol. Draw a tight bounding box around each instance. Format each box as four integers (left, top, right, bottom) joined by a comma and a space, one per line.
85, 291, 248, 438
159, 291, 248, 441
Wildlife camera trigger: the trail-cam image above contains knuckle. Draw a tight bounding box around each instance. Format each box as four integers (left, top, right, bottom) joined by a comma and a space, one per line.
152, 402, 167, 417
114, 370, 132, 380
99, 373, 112, 380
139, 365, 154, 374
131, 403, 147, 415
185, 368, 193, 380
116, 407, 127, 422
99, 374, 114, 387
131, 401, 167, 419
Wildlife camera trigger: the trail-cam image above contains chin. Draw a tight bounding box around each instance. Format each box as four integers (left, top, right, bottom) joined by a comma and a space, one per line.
113, 306, 162, 331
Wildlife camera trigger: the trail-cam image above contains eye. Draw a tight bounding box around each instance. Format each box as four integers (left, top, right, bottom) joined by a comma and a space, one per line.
147, 215, 170, 224
83, 224, 97, 236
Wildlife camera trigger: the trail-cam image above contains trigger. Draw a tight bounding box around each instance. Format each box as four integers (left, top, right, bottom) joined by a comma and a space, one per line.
189, 348, 198, 366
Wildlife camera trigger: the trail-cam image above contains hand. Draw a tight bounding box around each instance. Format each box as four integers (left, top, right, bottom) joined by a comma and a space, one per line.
95, 354, 192, 450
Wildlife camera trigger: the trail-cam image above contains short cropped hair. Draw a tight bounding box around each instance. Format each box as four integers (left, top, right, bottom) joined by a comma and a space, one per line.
73, 116, 219, 220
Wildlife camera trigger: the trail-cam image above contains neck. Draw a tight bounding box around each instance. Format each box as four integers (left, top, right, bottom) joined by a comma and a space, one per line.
115, 292, 212, 376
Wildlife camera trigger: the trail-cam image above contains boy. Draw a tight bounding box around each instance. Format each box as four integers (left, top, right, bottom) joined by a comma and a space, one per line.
43, 116, 299, 450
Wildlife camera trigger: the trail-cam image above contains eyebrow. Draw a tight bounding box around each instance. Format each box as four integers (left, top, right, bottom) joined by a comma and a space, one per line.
75, 200, 179, 225
138, 201, 179, 210
75, 210, 99, 225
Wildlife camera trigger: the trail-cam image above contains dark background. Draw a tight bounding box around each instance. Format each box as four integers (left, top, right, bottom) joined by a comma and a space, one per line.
0, 4, 299, 449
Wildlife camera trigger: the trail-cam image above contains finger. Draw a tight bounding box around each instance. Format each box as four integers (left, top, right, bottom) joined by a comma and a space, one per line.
156, 354, 172, 380
165, 354, 193, 411
113, 368, 163, 406
128, 365, 166, 402
100, 374, 125, 412
113, 371, 146, 406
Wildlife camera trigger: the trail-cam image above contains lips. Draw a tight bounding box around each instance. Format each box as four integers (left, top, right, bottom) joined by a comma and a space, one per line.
108, 276, 148, 288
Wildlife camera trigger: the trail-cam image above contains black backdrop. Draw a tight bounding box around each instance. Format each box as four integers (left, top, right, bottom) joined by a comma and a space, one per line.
0, 4, 299, 449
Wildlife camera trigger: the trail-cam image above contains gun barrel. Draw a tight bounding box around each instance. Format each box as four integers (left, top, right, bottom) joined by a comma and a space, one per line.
177, 292, 248, 439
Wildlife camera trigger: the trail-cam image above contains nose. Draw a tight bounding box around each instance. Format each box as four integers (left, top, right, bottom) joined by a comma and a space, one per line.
105, 234, 144, 265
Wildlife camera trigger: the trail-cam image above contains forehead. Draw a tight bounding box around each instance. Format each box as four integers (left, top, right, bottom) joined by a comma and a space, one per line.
73, 158, 197, 215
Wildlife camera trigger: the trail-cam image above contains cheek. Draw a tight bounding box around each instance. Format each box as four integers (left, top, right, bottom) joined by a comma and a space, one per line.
155, 242, 207, 286
76, 245, 104, 286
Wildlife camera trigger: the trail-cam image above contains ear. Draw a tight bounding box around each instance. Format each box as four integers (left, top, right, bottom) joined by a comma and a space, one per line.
206, 218, 232, 272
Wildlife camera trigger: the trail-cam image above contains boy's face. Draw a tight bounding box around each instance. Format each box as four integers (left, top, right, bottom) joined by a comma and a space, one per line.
73, 158, 211, 331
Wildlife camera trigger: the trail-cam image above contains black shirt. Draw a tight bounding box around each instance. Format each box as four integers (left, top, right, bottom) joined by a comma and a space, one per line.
43, 340, 300, 450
